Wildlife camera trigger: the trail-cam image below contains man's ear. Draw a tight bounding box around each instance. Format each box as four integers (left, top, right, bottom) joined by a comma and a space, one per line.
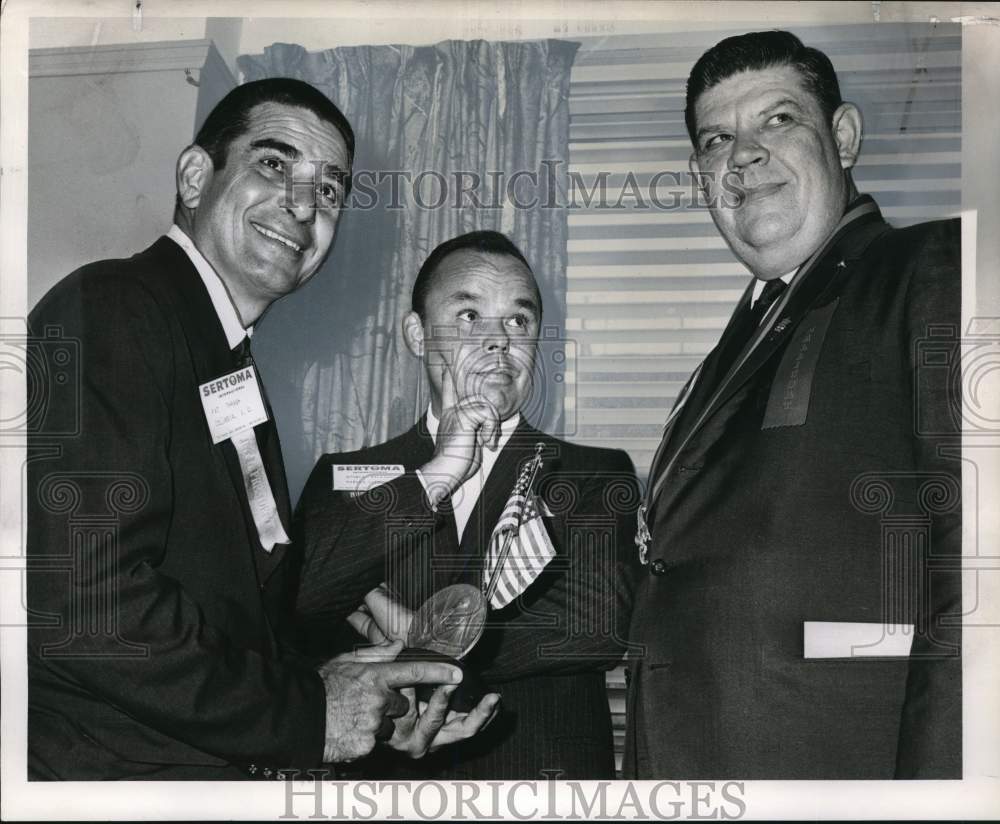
688, 150, 703, 180
402, 311, 425, 358
176, 145, 213, 210
831, 102, 863, 170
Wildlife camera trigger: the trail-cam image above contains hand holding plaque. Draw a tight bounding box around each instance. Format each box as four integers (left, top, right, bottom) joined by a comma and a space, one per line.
351, 583, 489, 713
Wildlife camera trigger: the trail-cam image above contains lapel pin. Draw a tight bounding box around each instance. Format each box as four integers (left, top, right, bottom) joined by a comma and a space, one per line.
773, 317, 792, 334
836, 259, 847, 269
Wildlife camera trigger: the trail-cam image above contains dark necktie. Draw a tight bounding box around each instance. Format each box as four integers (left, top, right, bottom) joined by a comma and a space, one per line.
750, 277, 788, 328
232, 336, 253, 369
711, 277, 788, 388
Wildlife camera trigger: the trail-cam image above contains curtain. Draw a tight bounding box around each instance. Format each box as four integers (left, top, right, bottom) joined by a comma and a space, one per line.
238, 39, 579, 503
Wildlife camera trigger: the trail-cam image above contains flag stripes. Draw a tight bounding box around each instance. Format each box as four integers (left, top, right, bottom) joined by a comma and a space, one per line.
484, 450, 556, 609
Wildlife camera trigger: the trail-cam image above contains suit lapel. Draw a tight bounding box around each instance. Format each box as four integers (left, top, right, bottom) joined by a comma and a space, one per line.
647, 198, 888, 511
402, 416, 438, 469
643, 284, 753, 495
456, 420, 546, 586
406, 419, 462, 594
704, 203, 887, 426
154, 237, 293, 586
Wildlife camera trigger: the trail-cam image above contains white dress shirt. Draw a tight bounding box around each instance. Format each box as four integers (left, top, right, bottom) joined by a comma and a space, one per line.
167, 224, 251, 347
750, 269, 797, 315
423, 405, 520, 541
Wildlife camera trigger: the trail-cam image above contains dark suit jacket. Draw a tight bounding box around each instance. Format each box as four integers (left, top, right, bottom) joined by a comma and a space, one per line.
293, 418, 641, 779
624, 197, 962, 779
26, 237, 326, 779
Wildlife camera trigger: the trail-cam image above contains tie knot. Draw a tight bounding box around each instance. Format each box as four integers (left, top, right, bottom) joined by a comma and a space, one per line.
232, 336, 253, 368
755, 278, 787, 315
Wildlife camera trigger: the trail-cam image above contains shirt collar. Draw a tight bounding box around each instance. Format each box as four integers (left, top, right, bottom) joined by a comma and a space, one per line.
751, 270, 796, 306
167, 224, 250, 349
425, 404, 521, 449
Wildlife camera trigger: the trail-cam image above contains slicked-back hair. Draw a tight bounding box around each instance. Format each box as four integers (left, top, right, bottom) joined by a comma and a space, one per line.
685, 30, 843, 146
411, 231, 541, 320
194, 78, 355, 180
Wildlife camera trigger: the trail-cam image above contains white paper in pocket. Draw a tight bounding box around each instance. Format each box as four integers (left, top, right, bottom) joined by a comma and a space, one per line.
803, 621, 914, 658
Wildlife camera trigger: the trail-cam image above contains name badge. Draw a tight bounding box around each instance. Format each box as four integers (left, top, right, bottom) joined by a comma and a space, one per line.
333, 464, 405, 493
199, 366, 268, 444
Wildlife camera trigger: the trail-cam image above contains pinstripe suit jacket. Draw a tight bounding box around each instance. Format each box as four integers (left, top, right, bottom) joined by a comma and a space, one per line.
293, 418, 641, 779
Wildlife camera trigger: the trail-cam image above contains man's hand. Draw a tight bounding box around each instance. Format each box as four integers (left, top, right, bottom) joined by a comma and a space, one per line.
387, 686, 502, 758
347, 585, 413, 645
420, 365, 500, 507
317, 645, 462, 763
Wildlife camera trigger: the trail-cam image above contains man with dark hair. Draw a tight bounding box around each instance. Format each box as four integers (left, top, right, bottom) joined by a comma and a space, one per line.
625, 31, 961, 778
294, 230, 642, 779
27, 78, 492, 780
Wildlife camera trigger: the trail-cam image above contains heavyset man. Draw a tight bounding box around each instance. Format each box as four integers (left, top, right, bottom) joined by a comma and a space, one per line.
625, 30, 961, 779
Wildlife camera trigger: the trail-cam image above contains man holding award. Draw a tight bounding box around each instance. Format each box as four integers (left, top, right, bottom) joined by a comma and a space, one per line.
294, 230, 641, 779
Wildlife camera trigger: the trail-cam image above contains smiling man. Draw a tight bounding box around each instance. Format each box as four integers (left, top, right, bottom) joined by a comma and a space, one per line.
625, 31, 962, 779
294, 231, 642, 779
26, 79, 488, 780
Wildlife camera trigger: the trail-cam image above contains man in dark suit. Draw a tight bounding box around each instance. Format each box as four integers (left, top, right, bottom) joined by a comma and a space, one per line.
294, 231, 642, 779
625, 31, 961, 779
26, 78, 493, 780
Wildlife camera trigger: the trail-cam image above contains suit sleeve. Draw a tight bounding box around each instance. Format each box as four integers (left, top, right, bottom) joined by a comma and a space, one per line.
293, 466, 436, 658
295, 447, 643, 684
895, 219, 963, 778
27, 276, 326, 769
474, 449, 643, 683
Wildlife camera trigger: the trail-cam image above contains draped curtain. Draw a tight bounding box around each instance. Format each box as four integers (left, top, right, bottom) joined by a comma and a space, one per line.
238, 39, 578, 503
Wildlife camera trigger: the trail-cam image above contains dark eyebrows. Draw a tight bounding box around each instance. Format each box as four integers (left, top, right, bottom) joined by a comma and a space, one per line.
249, 140, 349, 186
760, 97, 804, 117
442, 290, 539, 315
515, 297, 539, 315
445, 290, 481, 304
695, 94, 807, 146
323, 163, 350, 183
248, 138, 300, 160
695, 124, 725, 144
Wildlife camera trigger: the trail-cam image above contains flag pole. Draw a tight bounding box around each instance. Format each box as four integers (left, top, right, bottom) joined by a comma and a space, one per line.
483, 443, 545, 604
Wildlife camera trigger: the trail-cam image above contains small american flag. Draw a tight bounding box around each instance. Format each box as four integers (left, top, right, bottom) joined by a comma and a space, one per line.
483, 445, 555, 609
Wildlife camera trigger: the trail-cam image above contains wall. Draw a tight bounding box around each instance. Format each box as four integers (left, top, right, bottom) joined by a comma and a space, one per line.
27, 40, 235, 308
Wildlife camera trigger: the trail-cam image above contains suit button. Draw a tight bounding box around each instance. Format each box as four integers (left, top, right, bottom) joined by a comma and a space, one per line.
650, 559, 667, 576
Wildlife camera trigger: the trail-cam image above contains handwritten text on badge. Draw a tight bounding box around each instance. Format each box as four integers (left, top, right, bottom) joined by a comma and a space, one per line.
199, 366, 268, 444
